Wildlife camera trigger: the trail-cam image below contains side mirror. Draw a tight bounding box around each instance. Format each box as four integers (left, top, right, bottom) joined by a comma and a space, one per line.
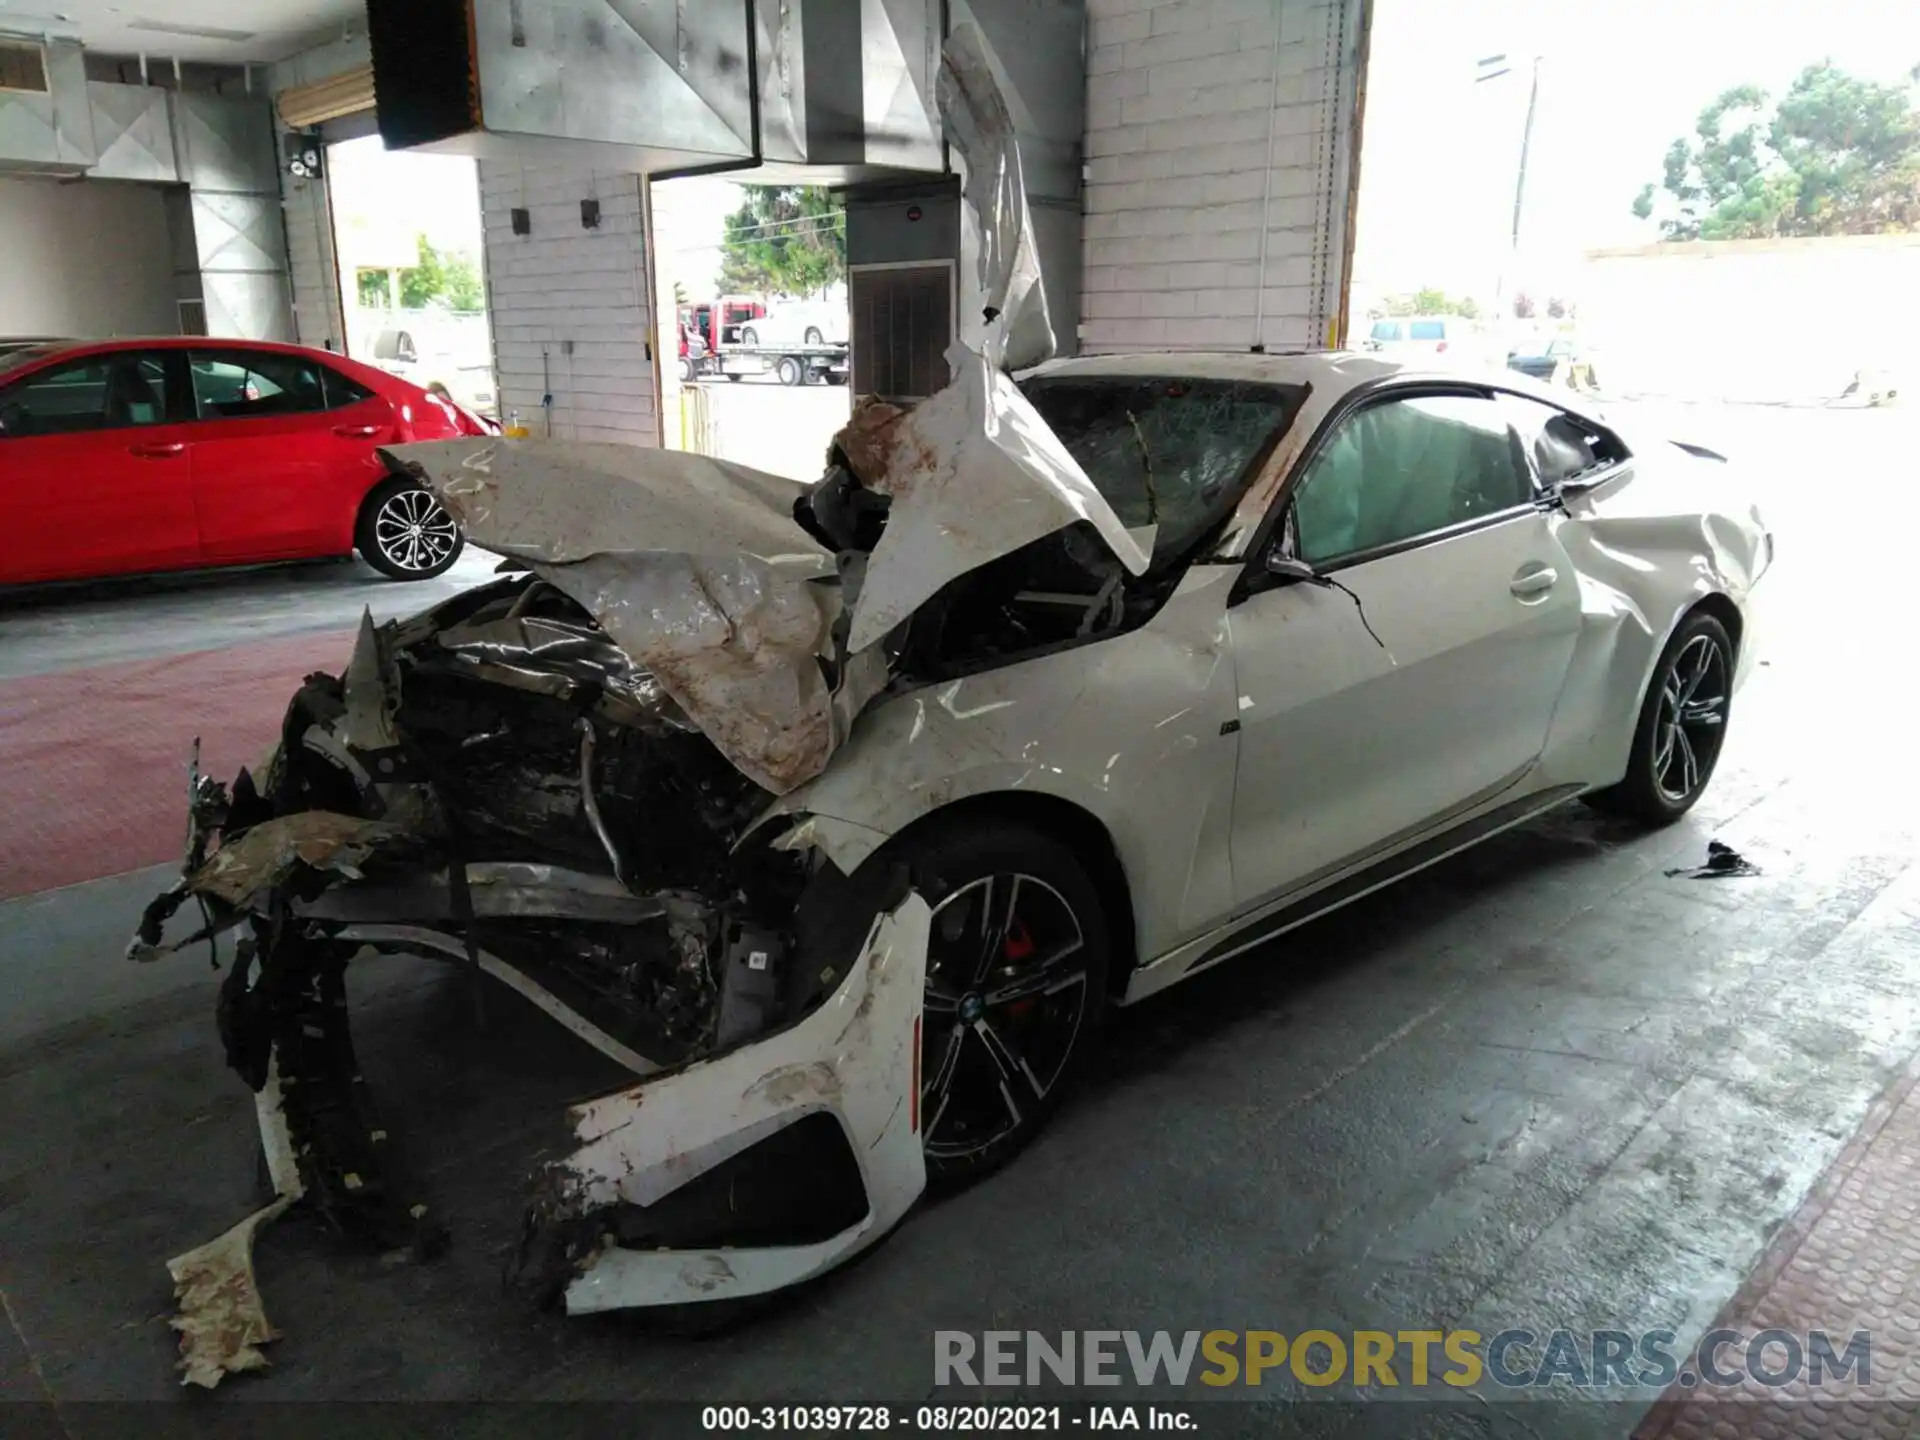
1264, 551, 1320, 584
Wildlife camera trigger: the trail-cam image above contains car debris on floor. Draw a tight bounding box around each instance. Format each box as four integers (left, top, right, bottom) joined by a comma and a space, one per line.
131, 23, 1137, 1386
1665, 839, 1762, 879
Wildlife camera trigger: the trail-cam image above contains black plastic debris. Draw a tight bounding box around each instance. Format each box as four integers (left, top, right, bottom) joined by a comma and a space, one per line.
1665, 840, 1760, 880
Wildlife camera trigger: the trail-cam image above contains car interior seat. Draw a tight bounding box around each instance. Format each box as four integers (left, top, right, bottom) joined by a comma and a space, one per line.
102, 362, 161, 427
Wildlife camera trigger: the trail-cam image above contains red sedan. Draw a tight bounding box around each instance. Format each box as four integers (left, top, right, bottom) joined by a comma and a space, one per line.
0, 336, 493, 585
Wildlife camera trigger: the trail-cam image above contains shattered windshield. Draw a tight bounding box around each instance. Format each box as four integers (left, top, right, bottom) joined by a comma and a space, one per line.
1018, 375, 1302, 563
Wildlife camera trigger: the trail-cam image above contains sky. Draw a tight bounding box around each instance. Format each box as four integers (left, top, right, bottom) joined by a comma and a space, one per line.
1351, 0, 1920, 304
325, 134, 484, 272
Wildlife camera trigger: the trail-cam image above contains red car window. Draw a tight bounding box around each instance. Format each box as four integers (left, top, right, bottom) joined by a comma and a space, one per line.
0, 352, 177, 436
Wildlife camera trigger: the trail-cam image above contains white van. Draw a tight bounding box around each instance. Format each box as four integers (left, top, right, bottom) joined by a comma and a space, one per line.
1363, 316, 1468, 359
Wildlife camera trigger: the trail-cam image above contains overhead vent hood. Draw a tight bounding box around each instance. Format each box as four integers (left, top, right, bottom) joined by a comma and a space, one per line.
364, 0, 946, 180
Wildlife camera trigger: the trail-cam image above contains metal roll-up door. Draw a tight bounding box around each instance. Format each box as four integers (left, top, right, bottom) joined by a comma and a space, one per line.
277, 66, 375, 128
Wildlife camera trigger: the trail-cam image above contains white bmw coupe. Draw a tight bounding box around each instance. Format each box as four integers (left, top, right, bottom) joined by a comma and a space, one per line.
135, 29, 1769, 1366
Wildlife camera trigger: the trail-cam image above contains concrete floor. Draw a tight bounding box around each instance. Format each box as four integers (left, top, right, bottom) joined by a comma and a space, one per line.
1, 402, 1915, 1437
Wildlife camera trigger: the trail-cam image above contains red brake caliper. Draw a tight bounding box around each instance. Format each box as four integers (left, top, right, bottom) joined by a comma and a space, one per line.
1003, 917, 1037, 1017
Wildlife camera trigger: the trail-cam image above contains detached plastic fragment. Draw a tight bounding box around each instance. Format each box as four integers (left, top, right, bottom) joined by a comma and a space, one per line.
535, 892, 931, 1314
166, 1195, 294, 1388
1665, 840, 1761, 879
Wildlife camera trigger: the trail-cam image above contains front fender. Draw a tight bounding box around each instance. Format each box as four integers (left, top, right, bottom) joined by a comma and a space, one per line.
751, 567, 1245, 963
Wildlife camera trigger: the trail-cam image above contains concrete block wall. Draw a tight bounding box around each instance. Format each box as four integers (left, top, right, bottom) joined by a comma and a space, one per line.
1080, 0, 1365, 353
269, 33, 368, 353
478, 161, 659, 447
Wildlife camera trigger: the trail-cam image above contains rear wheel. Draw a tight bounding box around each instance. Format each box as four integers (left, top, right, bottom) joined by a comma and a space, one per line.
741, 326, 760, 346
884, 820, 1109, 1188
678, 357, 695, 382
776, 356, 803, 387
804, 326, 824, 345
1585, 611, 1734, 825
356, 477, 463, 581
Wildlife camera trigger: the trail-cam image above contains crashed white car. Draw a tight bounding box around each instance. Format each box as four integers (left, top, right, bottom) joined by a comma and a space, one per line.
135, 346, 1770, 1344
131, 25, 1770, 1382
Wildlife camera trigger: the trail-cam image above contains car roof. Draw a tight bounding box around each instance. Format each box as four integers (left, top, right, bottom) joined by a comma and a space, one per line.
11, 335, 349, 360
1024, 348, 1411, 391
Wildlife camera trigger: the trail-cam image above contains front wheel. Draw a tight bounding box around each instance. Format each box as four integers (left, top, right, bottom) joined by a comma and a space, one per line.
1585, 611, 1734, 825
804, 326, 824, 345
741, 327, 760, 346
356, 477, 464, 581
887, 820, 1110, 1188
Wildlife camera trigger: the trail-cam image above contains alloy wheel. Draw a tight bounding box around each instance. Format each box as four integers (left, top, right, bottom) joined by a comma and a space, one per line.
373, 488, 460, 575
921, 874, 1092, 1161
1652, 633, 1729, 803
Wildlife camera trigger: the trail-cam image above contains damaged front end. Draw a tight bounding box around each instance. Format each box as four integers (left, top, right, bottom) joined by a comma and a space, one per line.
135, 580, 934, 1383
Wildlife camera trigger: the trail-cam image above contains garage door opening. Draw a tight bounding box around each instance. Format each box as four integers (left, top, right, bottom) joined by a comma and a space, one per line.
649, 176, 851, 479
326, 135, 496, 419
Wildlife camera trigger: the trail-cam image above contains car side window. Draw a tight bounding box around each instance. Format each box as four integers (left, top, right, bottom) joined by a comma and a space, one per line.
1290, 393, 1531, 565
0, 353, 172, 437
321, 367, 376, 409
1503, 395, 1627, 489
190, 350, 329, 421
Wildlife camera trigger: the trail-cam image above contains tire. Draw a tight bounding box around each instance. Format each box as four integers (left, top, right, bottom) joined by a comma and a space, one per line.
1584, 610, 1735, 825
726, 373, 742, 383
678, 357, 695, 383
873, 818, 1110, 1189
775, 356, 803, 387
741, 327, 760, 346
804, 326, 824, 345
355, 476, 464, 581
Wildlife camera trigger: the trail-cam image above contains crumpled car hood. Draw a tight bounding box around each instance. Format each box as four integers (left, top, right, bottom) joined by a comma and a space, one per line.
379, 22, 1145, 797
385, 440, 854, 795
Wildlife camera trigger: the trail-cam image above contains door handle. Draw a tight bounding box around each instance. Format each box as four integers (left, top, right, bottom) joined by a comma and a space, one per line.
332, 423, 382, 438
1509, 565, 1558, 599
128, 441, 185, 458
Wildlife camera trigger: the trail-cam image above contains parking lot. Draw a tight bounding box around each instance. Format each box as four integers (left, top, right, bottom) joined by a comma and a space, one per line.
4, 400, 1915, 1434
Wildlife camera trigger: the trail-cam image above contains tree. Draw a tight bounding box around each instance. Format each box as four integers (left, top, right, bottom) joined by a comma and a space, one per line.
1633, 62, 1920, 239
1512, 291, 1536, 319
355, 269, 389, 309
1383, 286, 1478, 318
717, 186, 845, 297
394, 236, 485, 311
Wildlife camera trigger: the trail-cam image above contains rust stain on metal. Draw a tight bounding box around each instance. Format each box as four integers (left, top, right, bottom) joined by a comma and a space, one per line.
187, 813, 405, 907
832, 398, 909, 487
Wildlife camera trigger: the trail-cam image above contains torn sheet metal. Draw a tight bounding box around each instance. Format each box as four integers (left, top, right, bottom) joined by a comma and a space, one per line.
843, 348, 1152, 653
392, 438, 824, 566
386, 439, 849, 794
939, 23, 1055, 372
180, 812, 410, 909
166, 1194, 294, 1388
549, 893, 930, 1313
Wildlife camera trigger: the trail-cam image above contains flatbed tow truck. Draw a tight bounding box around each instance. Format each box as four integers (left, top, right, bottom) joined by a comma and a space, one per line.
695, 343, 848, 386
679, 296, 850, 387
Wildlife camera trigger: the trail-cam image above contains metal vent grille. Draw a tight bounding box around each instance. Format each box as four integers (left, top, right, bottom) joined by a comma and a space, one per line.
0, 41, 48, 94
850, 263, 953, 402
